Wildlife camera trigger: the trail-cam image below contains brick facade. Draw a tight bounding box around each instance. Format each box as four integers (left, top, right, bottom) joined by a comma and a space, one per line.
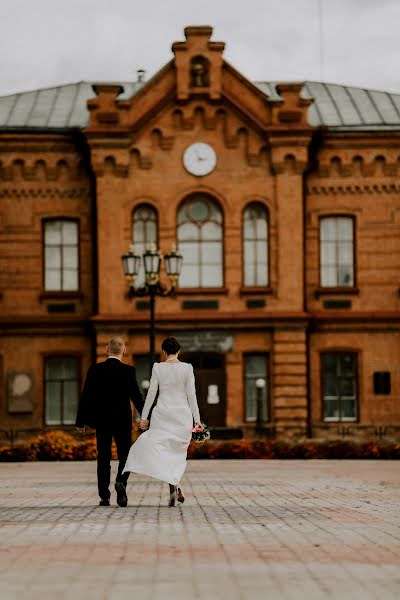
1, 27, 399, 442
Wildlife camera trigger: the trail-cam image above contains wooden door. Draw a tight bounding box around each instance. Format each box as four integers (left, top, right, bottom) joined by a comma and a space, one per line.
182, 353, 226, 427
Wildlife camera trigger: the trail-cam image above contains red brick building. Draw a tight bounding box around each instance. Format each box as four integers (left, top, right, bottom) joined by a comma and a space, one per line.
1, 26, 400, 441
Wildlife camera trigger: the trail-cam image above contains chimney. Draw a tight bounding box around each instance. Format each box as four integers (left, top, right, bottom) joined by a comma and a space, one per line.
137, 69, 146, 83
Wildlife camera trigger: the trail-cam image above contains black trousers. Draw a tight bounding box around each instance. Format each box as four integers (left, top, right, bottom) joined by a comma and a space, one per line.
95, 428, 132, 501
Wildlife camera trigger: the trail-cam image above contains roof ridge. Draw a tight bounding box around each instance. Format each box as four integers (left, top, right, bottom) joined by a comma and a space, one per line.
0, 80, 140, 99
256, 80, 400, 97
1, 80, 400, 130
0, 81, 86, 98
2, 80, 400, 100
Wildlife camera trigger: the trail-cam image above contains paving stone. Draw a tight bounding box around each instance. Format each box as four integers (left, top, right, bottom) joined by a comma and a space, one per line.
0, 460, 399, 599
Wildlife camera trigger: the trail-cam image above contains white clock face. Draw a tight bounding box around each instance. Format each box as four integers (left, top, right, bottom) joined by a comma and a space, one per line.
183, 143, 217, 176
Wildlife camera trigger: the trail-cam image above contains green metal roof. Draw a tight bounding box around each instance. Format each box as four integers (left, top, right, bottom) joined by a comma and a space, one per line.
0, 80, 399, 131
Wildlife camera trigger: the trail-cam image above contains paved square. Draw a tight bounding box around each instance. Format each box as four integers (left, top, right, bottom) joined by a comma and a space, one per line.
0, 460, 399, 600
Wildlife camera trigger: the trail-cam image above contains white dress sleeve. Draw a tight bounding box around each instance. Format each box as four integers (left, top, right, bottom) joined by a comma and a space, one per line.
185, 363, 201, 424
141, 364, 159, 420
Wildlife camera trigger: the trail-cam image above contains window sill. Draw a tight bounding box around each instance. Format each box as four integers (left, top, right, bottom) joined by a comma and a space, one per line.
240, 287, 273, 296
323, 418, 357, 423
39, 292, 84, 301
314, 287, 359, 299
177, 287, 228, 295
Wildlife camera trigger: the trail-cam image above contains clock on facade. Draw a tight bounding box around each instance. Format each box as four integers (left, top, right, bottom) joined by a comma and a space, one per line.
183, 143, 217, 176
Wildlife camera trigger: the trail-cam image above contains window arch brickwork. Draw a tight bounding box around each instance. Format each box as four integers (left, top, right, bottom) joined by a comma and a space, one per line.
177, 194, 223, 288
132, 204, 158, 288
243, 203, 269, 287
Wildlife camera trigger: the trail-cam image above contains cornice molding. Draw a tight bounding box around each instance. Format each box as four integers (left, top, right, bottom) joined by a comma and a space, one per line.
307, 183, 400, 195
0, 187, 90, 199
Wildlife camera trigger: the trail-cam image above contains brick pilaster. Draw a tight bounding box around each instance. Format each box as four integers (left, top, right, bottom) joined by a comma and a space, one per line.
272, 328, 308, 438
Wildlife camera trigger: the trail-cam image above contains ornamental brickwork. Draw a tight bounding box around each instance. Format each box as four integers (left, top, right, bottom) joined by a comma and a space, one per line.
0, 26, 399, 442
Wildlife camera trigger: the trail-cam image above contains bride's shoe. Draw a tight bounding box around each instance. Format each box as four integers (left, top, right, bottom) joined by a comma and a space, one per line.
168, 485, 178, 507
177, 487, 185, 503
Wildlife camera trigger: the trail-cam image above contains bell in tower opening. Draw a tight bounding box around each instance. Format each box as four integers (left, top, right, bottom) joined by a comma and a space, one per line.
190, 55, 209, 87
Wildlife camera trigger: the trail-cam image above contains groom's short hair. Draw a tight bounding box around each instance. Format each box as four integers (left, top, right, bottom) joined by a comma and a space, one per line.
108, 337, 125, 355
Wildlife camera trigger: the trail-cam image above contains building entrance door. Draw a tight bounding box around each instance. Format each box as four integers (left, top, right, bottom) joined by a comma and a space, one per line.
182, 353, 226, 427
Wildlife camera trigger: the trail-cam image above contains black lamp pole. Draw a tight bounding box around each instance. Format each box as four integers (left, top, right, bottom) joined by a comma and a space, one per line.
149, 284, 156, 372
121, 242, 183, 378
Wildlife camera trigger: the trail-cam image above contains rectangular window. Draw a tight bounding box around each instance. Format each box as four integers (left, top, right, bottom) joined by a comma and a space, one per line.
44, 220, 79, 291
244, 354, 268, 422
45, 357, 79, 425
320, 217, 354, 287
322, 352, 357, 421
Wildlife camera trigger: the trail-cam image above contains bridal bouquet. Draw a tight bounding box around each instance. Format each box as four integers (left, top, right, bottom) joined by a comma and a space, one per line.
191, 422, 211, 444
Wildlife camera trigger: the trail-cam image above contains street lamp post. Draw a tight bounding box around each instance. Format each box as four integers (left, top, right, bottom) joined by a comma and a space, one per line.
255, 377, 266, 436
121, 242, 183, 376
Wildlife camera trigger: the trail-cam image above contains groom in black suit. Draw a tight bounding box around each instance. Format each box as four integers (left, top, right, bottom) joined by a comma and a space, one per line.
76, 337, 144, 507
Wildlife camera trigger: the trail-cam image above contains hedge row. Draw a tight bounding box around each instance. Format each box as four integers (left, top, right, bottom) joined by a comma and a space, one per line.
188, 439, 400, 459
0, 431, 399, 461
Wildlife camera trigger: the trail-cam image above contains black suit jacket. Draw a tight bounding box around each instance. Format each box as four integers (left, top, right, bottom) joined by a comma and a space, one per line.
75, 358, 144, 430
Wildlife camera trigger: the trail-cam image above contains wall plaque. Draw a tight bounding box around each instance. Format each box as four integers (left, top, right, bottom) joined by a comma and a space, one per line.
207, 384, 220, 404
173, 330, 234, 353
8, 371, 34, 413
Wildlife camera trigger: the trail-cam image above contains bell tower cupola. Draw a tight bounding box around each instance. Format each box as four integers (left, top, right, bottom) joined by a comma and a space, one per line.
172, 26, 225, 101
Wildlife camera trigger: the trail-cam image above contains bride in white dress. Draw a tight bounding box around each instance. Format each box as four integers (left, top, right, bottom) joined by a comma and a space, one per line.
122, 337, 202, 506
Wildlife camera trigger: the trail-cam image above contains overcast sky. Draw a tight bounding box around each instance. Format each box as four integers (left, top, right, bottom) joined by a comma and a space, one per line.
1, 0, 399, 96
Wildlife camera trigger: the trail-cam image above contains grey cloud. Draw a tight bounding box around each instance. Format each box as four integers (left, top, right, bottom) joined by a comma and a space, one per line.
0, 0, 399, 95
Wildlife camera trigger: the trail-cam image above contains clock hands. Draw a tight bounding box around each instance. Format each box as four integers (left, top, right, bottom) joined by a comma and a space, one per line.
195, 150, 205, 162
183, 143, 216, 175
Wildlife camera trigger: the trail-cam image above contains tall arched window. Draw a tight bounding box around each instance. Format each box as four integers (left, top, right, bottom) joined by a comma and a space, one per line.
177, 195, 223, 288
132, 204, 158, 287
243, 203, 269, 287
320, 216, 354, 287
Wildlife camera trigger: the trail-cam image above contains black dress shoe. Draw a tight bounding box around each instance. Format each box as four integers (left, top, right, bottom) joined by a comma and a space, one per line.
99, 499, 110, 506
115, 482, 128, 507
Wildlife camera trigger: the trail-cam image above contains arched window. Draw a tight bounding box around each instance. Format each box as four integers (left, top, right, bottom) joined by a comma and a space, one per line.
243, 203, 268, 287
320, 216, 354, 287
177, 195, 223, 288
132, 204, 158, 287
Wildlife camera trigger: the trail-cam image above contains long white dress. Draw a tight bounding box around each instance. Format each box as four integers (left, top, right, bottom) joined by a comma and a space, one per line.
122, 361, 201, 486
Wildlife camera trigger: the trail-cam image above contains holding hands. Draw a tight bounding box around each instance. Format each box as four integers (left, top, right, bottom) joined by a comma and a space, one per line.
139, 420, 203, 432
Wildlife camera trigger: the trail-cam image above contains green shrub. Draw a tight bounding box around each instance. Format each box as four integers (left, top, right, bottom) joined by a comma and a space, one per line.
1, 433, 399, 461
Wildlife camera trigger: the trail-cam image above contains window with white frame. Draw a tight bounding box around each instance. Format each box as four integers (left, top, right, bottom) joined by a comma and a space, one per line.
44, 220, 79, 291
244, 354, 268, 422
243, 203, 268, 287
177, 195, 223, 288
132, 205, 158, 288
320, 217, 354, 287
322, 352, 357, 421
45, 357, 79, 425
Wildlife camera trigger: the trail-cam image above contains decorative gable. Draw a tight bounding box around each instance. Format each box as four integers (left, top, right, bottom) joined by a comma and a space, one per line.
172, 26, 224, 101
84, 26, 314, 177
85, 26, 312, 134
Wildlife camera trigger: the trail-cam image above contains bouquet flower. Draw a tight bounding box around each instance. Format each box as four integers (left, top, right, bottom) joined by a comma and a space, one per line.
192, 422, 211, 444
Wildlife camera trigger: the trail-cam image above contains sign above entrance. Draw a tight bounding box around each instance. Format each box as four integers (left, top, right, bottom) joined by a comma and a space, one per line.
174, 330, 234, 353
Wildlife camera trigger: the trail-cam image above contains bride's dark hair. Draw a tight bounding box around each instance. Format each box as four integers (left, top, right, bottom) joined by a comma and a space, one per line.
162, 336, 181, 355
